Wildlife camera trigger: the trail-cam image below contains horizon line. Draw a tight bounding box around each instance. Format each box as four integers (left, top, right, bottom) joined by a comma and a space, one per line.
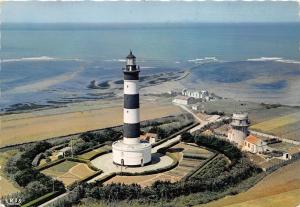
3, 21, 300, 24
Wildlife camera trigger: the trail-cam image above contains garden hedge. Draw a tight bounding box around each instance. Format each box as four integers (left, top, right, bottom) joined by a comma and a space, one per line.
21, 191, 62, 207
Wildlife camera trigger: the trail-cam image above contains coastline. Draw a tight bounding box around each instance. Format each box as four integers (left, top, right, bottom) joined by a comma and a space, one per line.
0, 97, 182, 148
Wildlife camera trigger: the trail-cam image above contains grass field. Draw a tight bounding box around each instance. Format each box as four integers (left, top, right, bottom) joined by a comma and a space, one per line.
224, 188, 300, 207
248, 106, 300, 125
41, 160, 96, 186
250, 111, 300, 141
42, 160, 78, 177
0, 150, 20, 197
199, 159, 300, 207
78, 145, 112, 160
177, 143, 214, 158
0, 101, 181, 147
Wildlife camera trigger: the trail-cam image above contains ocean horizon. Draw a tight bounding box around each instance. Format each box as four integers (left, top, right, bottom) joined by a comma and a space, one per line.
1, 22, 300, 110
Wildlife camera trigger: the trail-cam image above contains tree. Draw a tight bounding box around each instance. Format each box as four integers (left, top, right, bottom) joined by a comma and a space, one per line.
14, 168, 39, 187
181, 132, 193, 143
24, 181, 48, 199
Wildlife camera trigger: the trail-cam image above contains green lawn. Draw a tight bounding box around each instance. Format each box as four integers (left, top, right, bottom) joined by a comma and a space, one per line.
78, 145, 111, 160
41, 160, 78, 177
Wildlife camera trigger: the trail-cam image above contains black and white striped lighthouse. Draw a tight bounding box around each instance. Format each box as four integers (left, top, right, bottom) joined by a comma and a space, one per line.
112, 51, 151, 166
123, 51, 140, 144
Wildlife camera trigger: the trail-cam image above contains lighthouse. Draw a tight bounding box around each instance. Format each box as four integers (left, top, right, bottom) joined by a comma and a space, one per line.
112, 51, 152, 166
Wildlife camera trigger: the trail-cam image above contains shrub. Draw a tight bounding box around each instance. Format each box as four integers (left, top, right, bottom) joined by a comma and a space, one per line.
22, 191, 61, 207
181, 132, 193, 143
194, 135, 242, 161
4, 141, 65, 205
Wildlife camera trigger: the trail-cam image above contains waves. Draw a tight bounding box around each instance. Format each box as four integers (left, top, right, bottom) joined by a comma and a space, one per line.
104, 59, 126, 62
247, 57, 300, 64
188, 57, 219, 64
2, 56, 81, 63
188, 57, 300, 65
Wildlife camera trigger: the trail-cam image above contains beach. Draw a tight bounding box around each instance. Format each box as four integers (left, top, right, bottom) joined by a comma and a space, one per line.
0, 97, 181, 147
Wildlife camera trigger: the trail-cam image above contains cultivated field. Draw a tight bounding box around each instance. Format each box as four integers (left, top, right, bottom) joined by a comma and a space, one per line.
200, 159, 300, 207
41, 160, 96, 186
224, 189, 300, 207
250, 111, 300, 141
175, 143, 214, 158
0, 100, 181, 147
196, 100, 300, 141
0, 150, 20, 197
248, 106, 300, 124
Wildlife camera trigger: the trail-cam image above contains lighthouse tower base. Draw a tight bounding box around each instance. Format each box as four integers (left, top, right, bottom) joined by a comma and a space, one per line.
112, 141, 151, 166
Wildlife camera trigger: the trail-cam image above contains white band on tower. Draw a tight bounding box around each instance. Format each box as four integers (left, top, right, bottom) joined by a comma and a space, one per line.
123, 108, 140, 124
124, 80, 139, 95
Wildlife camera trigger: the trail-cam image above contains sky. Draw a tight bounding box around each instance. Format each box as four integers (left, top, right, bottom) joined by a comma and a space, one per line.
1, 1, 300, 23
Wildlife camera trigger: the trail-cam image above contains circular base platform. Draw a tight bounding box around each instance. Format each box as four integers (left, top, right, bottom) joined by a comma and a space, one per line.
112, 140, 152, 166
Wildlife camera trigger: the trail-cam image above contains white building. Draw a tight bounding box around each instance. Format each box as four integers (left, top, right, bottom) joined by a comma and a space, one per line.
243, 135, 268, 153
182, 89, 209, 100
228, 113, 249, 147
58, 146, 72, 157
172, 96, 195, 105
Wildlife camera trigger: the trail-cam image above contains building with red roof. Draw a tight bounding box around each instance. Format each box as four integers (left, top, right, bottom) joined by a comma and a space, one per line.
243, 135, 268, 153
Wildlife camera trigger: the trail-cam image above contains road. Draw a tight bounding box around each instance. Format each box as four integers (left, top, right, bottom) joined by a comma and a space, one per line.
177, 104, 226, 133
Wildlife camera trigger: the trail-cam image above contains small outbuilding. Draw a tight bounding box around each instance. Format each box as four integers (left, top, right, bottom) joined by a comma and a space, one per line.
140, 133, 158, 144
58, 146, 72, 157
243, 135, 268, 153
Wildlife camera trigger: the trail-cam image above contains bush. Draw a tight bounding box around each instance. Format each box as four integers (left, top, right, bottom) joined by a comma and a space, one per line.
194, 135, 242, 161
4, 141, 65, 205
75, 129, 121, 154
181, 132, 193, 143
22, 191, 62, 207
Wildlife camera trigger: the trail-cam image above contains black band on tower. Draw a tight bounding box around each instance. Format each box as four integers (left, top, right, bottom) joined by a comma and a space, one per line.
123, 123, 140, 138
124, 94, 139, 109
124, 72, 139, 80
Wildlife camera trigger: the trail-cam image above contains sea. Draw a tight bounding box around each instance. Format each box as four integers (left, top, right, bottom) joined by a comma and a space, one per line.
1, 23, 300, 111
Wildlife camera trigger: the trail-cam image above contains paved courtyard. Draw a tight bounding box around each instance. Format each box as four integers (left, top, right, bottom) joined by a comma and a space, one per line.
89, 152, 174, 183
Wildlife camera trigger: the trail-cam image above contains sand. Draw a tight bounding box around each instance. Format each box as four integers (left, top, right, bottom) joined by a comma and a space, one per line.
6, 66, 84, 94
0, 101, 181, 147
